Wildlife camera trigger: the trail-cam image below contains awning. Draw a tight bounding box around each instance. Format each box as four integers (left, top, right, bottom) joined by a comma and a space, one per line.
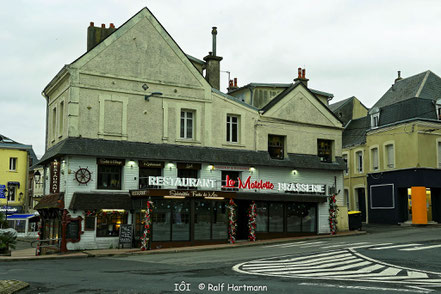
69, 193, 132, 210
235, 192, 329, 203
7, 181, 20, 188
7, 214, 39, 220
34, 193, 64, 210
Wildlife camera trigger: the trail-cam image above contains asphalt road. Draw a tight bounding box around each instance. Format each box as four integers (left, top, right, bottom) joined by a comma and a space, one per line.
3, 224, 441, 294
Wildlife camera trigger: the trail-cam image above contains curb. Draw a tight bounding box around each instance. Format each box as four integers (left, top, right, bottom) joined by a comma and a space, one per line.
1, 230, 367, 261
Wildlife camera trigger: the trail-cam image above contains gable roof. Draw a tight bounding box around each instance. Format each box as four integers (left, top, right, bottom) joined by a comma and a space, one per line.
43, 7, 210, 96
260, 82, 343, 125
372, 70, 441, 110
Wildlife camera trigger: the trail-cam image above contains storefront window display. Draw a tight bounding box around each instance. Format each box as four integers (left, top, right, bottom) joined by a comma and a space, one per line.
96, 211, 128, 237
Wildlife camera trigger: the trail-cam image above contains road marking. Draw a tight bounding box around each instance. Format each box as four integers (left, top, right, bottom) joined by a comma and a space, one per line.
320, 241, 368, 248
263, 241, 308, 248
371, 244, 422, 250
299, 282, 433, 293
401, 244, 441, 251
233, 249, 441, 288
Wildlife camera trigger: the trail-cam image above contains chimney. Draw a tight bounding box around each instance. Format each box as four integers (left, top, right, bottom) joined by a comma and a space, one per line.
395, 70, 403, 83
294, 67, 309, 87
234, 78, 237, 88
227, 78, 239, 92
87, 21, 117, 51
204, 27, 223, 90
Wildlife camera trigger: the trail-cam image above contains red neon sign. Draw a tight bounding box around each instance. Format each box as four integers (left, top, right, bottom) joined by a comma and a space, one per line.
223, 175, 274, 190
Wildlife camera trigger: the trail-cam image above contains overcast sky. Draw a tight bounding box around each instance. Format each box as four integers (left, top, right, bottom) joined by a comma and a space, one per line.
1, 0, 440, 158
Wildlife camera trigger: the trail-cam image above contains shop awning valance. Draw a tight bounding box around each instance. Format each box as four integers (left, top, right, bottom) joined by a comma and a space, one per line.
69, 193, 132, 210
7, 181, 20, 188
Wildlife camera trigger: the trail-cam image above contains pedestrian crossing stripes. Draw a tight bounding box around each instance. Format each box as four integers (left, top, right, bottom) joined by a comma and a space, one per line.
263, 241, 441, 252
233, 249, 441, 287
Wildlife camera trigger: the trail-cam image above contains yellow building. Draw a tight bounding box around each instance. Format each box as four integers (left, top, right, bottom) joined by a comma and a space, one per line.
0, 134, 37, 215
331, 71, 441, 224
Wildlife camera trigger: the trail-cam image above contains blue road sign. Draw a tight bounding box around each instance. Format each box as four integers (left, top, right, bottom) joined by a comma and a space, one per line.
0, 184, 5, 199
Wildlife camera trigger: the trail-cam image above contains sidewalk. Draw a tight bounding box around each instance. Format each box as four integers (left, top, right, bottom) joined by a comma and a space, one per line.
0, 229, 366, 262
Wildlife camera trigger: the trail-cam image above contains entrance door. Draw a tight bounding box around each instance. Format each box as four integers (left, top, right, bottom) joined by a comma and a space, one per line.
356, 188, 366, 222
427, 188, 433, 222
236, 200, 251, 240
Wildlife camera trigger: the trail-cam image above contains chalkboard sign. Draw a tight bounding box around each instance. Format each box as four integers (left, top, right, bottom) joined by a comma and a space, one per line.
119, 224, 133, 248
66, 220, 80, 241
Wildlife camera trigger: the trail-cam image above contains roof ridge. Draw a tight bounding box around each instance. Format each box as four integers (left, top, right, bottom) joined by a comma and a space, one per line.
415, 71, 431, 98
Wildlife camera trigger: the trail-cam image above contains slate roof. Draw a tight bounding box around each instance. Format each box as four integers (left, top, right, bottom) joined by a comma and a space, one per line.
38, 137, 345, 171
69, 193, 132, 210
34, 193, 64, 210
328, 97, 353, 112
211, 88, 258, 111
372, 70, 441, 110
0, 134, 37, 164
342, 116, 369, 148
228, 82, 334, 98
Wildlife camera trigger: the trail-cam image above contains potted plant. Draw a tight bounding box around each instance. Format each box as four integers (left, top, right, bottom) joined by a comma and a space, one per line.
0, 212, 17, 256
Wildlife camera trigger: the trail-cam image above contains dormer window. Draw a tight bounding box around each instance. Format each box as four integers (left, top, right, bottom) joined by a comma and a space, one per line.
268, 135, 284, 159
436, 99, 441, 120
370, 107, 380, 128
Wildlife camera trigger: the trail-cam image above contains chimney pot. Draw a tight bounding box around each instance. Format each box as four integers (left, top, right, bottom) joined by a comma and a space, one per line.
298, 68, 302, 78
229, 80, 233, 88
101, 23, 105, 28
234, 78, 237, 88
302, 69, 306, 79
110, 23, 115, 28
90, 22, 94, 27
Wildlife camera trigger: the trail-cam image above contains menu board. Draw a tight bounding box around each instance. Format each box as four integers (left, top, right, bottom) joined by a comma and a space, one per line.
119, 224, 133, 248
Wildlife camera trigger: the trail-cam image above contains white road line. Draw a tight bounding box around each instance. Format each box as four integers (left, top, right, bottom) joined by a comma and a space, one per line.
349, 243, 392, 249
401, 244, 441, 251
249, 258, 364, 272
296, 241, 325, 247
320, 242, 368, 248
371, 244, 422, 250
299, 282, 432, 293
263, 241, 308, 248
243, 254, 353, 269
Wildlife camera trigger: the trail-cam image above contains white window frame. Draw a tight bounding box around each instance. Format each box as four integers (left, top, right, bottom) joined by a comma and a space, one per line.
354, 149, 364, 174
180, 110, 195, 139
436, 99, 441, 121
383, 141, 395, 169
9, 157, 17, 171
344, 188, 350, 210
342, 152, 349, 176
7, 186, 16, 201
59, 100, 64, 137
370, 146, 379, 172
226, 114, 239, 143
370, 107, 380, 128
52, 106, 57, 141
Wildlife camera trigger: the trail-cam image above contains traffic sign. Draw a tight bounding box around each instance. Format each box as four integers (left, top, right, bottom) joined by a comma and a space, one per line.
0, 185, 5, 199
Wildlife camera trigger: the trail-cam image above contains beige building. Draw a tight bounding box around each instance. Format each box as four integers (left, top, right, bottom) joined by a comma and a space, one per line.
331, 71, 441, 224
37, 7, 346, 252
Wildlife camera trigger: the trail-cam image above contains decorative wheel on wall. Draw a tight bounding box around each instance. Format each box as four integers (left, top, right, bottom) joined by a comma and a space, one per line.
75, 167, 92, 185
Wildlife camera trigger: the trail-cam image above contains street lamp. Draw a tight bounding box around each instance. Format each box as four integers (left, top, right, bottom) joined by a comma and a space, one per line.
34, 170, 41, 184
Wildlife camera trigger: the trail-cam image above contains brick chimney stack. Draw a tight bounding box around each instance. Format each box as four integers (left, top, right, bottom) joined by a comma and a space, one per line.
227, 78, 239, 92
204, 27, 223, 90
294, 67, 309, 87
87, 21, 117, 51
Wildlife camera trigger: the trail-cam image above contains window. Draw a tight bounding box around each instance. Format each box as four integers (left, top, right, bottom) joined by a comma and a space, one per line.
9, 157, 17, 171
97, 165, 122, 190
268, 135, 284, 159
356, 151, 363, 173
59, 101, 64, 136
96, 211, 128, 237
221, 171, 240, 191
385, 144, 395, 168
85, 216, 95, 231
52, 107, 57, 140
139, 168, 162, 189
180, 110, 194, 139
194, 200, 227, 241
371, 147, 379, 171
436, 99, 441, 120
7, 186, 15, 201
226, 115, 239, 143
342, 154, 348, 175
286, 203, 317, 233
317, 139, 333, 163
370, 107, 380, 128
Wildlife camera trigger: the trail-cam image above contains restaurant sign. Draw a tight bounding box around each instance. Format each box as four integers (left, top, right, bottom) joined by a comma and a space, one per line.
147, 176, 326, 194
50, 160, 60, 194
131, 189, 235, 198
